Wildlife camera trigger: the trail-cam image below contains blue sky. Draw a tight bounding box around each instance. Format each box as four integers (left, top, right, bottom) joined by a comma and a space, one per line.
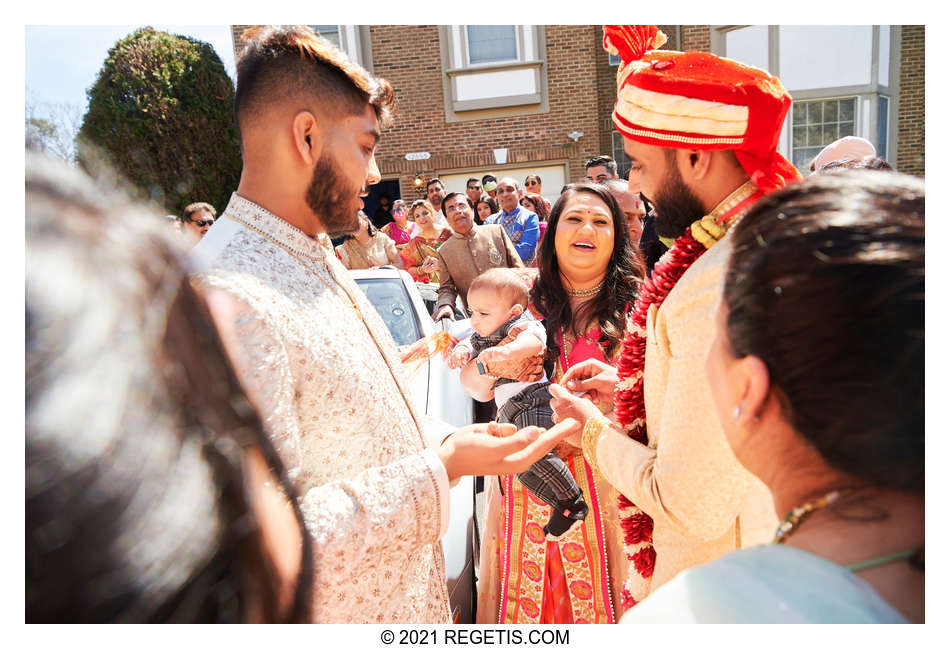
26, 25, 236, 116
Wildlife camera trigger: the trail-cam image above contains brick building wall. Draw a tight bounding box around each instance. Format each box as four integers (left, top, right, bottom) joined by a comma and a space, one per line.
897, 25, 925, 177
368, 25, 603, 196
680, 25, 711, 53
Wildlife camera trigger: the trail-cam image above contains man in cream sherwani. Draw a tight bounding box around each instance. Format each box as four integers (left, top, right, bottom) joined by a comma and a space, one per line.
191, 25, 573, 623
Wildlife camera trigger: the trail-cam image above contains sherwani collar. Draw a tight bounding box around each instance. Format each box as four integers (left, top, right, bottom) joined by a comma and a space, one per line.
452, 223, 479, 240
223, 193, 333, 261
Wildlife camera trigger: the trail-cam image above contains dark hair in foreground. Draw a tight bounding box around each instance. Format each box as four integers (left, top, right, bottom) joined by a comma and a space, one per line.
530, 182, 643, 372
817, 156, 893, 173
234, 25, 395, 146
724, 170, 923, 491
26, 153, 312, 622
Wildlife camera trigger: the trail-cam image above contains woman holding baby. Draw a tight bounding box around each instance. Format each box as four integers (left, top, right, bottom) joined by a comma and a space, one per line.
475, 183, 643, 623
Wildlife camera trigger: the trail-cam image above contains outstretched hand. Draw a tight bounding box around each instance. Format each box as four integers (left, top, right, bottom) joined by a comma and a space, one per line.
437, 419, 579, 481
558, 358, 619, 405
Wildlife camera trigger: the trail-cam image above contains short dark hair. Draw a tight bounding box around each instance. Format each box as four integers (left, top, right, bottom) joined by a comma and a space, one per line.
426, 178, 444, 191
525, 174, 541, 186
181, 201, 217, 223
481, 174, 497, 185
585, 155, 618, 176
725, 170, 924, 491
442, 191, 468, 211
466, 177, 481, 188
234, 26, 395, 146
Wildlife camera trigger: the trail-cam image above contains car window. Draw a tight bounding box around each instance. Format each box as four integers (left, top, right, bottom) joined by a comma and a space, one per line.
353, 278, 423, 346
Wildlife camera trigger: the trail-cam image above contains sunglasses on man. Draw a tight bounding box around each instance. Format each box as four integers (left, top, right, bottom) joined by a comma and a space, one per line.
525, 180, 540, 186
191, 218, 215, 227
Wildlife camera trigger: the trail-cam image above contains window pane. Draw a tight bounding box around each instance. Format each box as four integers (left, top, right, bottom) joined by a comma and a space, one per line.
840, 99, 855, 121
467, 25, 517, 64
822, 123, 838, 145
807, 102, 822, 124
793, 102, 805, 122
822, 100, 837, 123
792, 126, 806, 147
310, 25, 341, 48
807, 124, 821, 146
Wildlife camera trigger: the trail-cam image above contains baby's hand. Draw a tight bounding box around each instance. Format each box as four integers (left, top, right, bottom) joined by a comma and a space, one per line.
477, 346, 512, 364
448, 346, 472, 370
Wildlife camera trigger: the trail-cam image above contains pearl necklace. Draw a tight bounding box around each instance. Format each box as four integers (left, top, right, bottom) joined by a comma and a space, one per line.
565, 280, 605, 298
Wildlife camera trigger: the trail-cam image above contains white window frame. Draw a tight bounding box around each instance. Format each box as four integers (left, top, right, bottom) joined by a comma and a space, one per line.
307, 25, 374, 71
710, 25, 900, 169
440, 25, 548, 123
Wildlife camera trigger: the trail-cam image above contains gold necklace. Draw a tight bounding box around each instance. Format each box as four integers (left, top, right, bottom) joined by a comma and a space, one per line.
565, 280, 605, 298
774, 488, 853, 544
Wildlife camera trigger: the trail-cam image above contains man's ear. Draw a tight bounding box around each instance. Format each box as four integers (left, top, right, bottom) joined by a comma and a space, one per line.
680, 148, 713, 182
291, 111, 321, 166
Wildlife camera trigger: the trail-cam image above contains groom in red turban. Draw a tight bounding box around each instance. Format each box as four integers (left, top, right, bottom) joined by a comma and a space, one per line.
552, 25, 801, 609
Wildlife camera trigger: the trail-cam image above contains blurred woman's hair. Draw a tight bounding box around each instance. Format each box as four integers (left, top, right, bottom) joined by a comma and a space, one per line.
25, 153, 312, 622
725, 170, 923, 491
530, 182, 643, 371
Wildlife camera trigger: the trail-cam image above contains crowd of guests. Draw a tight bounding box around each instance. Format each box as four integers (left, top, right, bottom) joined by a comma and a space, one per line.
26, 23, 922, 625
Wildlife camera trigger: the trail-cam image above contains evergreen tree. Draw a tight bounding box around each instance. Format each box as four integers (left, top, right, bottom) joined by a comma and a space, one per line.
78, 27, 240, 216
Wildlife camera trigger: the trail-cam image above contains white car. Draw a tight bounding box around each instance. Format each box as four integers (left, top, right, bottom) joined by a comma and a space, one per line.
349, 267, 478, 623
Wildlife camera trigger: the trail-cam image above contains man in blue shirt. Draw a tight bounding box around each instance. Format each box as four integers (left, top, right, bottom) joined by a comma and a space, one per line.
485, 177, 540, 264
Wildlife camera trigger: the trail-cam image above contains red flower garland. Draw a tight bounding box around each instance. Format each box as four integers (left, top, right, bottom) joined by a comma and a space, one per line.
613, 227, 712, 609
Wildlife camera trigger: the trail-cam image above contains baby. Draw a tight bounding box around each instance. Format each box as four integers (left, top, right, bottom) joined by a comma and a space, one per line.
449, 268, 588, 539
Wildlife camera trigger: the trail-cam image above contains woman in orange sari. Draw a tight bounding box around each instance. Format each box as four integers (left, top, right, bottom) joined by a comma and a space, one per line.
476, 183, 643, 623
400, 200, 452, 283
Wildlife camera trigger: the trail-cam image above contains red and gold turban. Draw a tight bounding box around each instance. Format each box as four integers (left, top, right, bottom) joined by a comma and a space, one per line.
604, 25, 801, 193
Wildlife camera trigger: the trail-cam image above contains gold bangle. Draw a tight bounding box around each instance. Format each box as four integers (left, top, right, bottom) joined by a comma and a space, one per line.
582, 415, 610, 473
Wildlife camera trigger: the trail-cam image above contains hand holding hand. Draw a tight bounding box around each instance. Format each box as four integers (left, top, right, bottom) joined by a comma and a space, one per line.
548, 383, 602, 447
437, 419, 579, 481
559, 358, 619, 405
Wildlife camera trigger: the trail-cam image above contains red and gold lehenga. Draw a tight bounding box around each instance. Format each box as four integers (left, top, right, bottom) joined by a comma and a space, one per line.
476, 324, 626, 623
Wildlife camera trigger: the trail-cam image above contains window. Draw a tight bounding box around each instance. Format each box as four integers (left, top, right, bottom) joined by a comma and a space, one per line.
310, 25, 341, 48
608, 52, 621, 66
791, 97, 856, 173
877, 96, 889, 159
440, 26, 548, 122
612, 131, 632, 179
466, 26, 517, 65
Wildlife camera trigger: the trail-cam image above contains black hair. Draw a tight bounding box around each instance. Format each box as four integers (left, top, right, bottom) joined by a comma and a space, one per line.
426, 177, 444, 191
234, 25, 395, 147
26, 153, 312, 622
584, 155, 618, 176
725, 170, 923, 491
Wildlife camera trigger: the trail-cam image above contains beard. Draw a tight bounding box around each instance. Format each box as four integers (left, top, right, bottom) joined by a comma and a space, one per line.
651, 163, 707, 240
305, 152, 361, 238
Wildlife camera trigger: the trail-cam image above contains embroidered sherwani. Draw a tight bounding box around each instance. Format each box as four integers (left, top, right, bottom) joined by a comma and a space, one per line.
190, 194, 452, 623
588, 182, 779, 594
485, 207, 540, 264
